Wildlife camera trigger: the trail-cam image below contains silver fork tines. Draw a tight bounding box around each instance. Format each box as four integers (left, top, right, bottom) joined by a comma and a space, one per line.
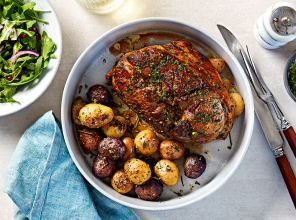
245, 46, 270, 95
239, 49, 266, 102
239, 47, 291, 130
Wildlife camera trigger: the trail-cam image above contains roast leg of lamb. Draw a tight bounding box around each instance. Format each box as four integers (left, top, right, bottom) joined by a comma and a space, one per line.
106, 41, 235, 144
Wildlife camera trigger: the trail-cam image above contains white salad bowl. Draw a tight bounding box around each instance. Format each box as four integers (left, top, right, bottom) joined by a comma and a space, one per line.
0, 0, 62, 117
61, 18, 254, 210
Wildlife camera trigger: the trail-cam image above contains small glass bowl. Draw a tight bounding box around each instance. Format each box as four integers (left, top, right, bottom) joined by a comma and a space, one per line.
284, 50, 296, 102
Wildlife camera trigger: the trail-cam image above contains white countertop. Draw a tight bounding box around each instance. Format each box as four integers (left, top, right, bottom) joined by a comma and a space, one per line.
1, 0, 296, 219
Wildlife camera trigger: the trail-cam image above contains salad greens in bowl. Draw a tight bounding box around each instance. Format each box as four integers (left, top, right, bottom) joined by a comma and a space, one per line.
284, 50, 296, 102
0, 0, 62, 116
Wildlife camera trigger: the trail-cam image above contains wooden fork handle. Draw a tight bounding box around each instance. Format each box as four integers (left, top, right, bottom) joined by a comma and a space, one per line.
276, 155, 296, 209
283, 127, 296, 158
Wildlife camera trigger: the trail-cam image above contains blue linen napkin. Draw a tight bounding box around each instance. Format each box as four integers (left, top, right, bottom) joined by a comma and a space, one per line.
4, 111, 139, 220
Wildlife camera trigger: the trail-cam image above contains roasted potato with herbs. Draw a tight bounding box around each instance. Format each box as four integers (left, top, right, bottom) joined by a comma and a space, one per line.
124, 158, 151, 185
135, 178, 163, 200
92, 156, 117, 179
79, 103, 114, 128
184, 154, 206, 179
154, 159, 179, 186
159, 139, 185, 160
121, 109, 148, 132
121, 137, 134, 162
111, 169, 134, 194
79, 127, 102, 151
72, 98, 87, 125
134, 130, 159, 156
102, 116, 127, 138
87, 84, 113, 104
229, 92, 245, 118
98, 137, 126, 160
209, 58, 225, 73
221, 78, 231, 91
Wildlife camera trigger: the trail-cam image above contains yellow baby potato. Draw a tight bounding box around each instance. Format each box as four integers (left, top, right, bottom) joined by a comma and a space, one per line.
102, 116, 127, 138
134, 130, 159, 156
111, 169, 134, 194
154, 159, 179, 186
79, 103, 114, 128
221, 78, 231, 91
124, 158, 151, 185
229, 92, 245, 118
158, 139, 185, 160
209, 58, 225, 73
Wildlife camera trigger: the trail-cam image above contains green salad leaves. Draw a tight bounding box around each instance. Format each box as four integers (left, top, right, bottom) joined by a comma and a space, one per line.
0, 0, 56, 103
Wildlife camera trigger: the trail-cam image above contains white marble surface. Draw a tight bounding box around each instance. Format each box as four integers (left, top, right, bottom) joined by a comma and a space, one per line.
1, 0, 296, 219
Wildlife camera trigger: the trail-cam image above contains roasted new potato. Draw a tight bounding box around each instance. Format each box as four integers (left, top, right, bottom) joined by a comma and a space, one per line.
184, 154, 206, 179
72, 98, 87, 125
124, 158, 151, 185
209, 58, 225, 74
79, 103, 114, 128
87, 84, 112, 104
121, 109, 149, 133
229, 92, 245, 118
98, 137, 126, 160
121, 137, 134, 162
222, 78, 231, 91
135, 178, 163, 200
111, 169, 134, 194
102, 116, 127, 138
154, 159, 179, 186
159, 139, 185, 160
134, 130, 159, 156
79, 127, 102, 151
92, 156, 117, 179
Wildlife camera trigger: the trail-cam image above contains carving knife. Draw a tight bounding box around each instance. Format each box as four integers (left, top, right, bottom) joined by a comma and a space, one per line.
217, 24, 296, 208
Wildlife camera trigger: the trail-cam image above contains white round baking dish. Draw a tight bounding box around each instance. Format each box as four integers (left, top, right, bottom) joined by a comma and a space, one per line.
61, 18, 254, 210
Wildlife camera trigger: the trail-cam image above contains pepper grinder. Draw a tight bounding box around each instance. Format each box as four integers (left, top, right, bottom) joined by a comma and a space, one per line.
254, 2, 296, 49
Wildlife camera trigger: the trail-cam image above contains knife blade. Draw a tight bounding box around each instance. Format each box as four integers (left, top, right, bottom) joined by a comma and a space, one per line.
217, 24, 283, 153
217, 25, 296, 209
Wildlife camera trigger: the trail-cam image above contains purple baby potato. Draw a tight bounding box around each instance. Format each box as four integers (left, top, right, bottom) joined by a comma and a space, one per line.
98, 137, 126, 160
92, 156, 117, 179
135, 179, 163, 200
184, 154, 206, 179
79, 127, 102, 151
87, 85, 112, 104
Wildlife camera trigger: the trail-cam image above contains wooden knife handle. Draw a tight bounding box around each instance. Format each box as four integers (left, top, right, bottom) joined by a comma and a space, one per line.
283, 127, 296, 158
276, 155, 296, 209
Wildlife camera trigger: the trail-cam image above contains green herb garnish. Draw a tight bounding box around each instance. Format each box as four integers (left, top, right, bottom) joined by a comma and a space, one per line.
89, 150, 97, 159
173, 191, 182, 196
166, 165, 170, 172
132, 145, 137, 158
142, 140, 147, 149
133, 114, 140, 129
78, 130, 92, 135
173, 144, 180, 152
